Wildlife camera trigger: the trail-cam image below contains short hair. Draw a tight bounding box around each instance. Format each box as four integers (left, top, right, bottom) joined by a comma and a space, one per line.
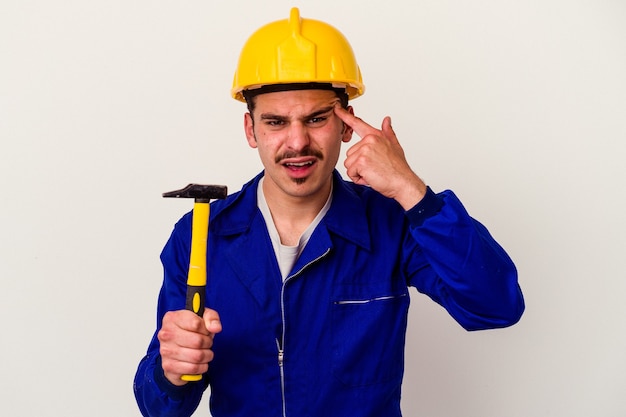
242, 82, 349, 115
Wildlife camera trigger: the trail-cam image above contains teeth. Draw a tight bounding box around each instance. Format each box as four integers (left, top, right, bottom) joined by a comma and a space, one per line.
285, 161, 313, 167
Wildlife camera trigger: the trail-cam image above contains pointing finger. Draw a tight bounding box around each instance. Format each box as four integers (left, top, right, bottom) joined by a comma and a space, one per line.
334, 105, 378, 138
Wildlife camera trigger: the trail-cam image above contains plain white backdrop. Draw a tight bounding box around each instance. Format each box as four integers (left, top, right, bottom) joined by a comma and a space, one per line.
1, 1, 625, 416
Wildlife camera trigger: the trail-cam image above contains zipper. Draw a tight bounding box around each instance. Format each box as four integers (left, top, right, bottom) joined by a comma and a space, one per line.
277, 248, 330, 417
276, 338, 286, 417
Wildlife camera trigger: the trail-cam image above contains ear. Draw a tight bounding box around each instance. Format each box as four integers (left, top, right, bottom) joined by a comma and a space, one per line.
244, 113, 257, 148
341, 106, 355, 143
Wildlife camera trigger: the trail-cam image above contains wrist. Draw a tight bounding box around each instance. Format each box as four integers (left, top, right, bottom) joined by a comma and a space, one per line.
405, 186, 444, 227
394, 175, 427, 210
164, 371, 188, 387
154, 356, 191, 398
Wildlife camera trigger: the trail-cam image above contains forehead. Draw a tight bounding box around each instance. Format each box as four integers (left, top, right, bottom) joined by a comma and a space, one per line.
253, 89, 340, 116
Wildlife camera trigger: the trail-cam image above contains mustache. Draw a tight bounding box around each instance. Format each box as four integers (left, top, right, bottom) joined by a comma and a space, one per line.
275, 148, 324, 164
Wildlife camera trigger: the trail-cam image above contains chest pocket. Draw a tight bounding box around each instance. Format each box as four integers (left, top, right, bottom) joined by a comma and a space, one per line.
331, 285, 410, 387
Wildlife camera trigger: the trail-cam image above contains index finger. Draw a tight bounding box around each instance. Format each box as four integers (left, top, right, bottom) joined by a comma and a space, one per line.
171, 309, 211, 335
334, 105, 378, 138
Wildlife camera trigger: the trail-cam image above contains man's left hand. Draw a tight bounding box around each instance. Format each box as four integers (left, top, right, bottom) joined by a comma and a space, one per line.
334, 105, 427, 210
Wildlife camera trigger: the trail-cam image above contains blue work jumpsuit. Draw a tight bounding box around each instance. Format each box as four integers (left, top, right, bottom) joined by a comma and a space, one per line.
134, 170, 524, 417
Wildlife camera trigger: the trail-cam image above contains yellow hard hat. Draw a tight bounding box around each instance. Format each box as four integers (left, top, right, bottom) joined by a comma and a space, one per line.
231, 7, 365, 102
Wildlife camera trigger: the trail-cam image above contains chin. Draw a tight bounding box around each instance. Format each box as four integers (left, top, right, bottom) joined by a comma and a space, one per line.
291, 177, 308, 186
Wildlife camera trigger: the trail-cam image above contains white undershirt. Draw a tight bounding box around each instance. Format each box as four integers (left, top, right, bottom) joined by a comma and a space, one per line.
257, 177, 333, 280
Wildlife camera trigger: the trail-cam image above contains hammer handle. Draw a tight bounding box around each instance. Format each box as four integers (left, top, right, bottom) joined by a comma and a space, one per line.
185, 285, 205, 317
182, 201, 210, 382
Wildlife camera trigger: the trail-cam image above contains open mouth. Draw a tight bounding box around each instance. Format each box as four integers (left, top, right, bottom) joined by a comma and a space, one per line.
282, 158, 317, 178
284, 161, 314, 168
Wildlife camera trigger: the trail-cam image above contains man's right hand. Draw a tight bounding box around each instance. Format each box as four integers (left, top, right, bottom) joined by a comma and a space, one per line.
158, 308, 222, 386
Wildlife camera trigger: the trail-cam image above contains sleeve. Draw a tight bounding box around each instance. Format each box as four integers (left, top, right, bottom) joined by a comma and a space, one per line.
133, 213, 209, 417
404, 188, 525, 331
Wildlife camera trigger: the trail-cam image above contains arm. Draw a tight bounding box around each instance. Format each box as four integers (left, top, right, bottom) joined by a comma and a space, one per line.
404, 188, 524, 330
335, 106, 524, 329
134, 214, 220, 416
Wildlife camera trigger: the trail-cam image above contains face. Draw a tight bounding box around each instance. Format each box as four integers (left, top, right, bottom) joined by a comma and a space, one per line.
244, 89, 353, 204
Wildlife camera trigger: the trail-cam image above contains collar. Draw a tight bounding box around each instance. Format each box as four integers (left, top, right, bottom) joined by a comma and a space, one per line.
210, 170, 371, 252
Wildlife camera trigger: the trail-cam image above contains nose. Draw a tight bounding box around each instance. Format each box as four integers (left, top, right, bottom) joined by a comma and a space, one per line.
285, 122, 310, 151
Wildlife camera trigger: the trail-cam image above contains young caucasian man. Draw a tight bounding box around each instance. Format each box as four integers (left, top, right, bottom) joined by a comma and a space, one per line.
134, 8, 524, 417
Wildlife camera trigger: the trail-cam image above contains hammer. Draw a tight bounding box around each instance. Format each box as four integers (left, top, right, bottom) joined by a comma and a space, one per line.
163, 183, 227, 381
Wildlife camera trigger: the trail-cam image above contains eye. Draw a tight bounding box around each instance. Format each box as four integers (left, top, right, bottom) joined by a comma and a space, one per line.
265, 119, 284, 127
308, 116, 327, 124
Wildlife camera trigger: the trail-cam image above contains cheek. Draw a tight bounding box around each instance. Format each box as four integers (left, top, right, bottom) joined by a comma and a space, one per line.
319, 138, 344, 164
254, 136, 280, 164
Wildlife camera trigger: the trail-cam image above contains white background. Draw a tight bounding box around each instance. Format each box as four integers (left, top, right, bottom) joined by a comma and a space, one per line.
1, 1, 625, 416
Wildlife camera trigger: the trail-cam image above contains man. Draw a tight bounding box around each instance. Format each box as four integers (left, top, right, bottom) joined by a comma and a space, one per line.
134, 8, 524, 417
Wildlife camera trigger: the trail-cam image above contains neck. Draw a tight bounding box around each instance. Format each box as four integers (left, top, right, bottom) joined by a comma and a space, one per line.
261, 177, 332, 246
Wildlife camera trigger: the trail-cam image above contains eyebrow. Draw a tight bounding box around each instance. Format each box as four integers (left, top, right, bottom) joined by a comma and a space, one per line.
305, 106, 335, 120
259, 105, 335, 122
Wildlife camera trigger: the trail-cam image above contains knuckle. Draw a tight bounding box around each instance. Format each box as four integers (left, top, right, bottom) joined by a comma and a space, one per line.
157, 328, 173, 343
159, 346, 176, 364
162, 311, 177, 323
195, 363, 209, 375
160, 358, 175, 373
190, 348, 213, 365
187, 333, 206, 349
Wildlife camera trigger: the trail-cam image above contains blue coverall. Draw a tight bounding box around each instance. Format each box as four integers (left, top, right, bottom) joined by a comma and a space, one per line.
134, 170, 524, 417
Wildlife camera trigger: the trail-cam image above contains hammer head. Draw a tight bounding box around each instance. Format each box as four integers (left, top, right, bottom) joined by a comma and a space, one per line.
163, 184, 228, 203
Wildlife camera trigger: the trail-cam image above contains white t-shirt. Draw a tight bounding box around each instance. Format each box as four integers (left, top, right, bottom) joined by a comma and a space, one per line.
257, 177, 332, 280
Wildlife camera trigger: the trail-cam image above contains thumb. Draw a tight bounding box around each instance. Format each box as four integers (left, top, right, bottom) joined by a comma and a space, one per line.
202, 308, 222, 334
381, 116, 399, 144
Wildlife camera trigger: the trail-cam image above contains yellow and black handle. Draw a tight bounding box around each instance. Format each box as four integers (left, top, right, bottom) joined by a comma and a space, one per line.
186, 200, 209, 318
181, 200, 210, 382
163, 183, 227, 382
